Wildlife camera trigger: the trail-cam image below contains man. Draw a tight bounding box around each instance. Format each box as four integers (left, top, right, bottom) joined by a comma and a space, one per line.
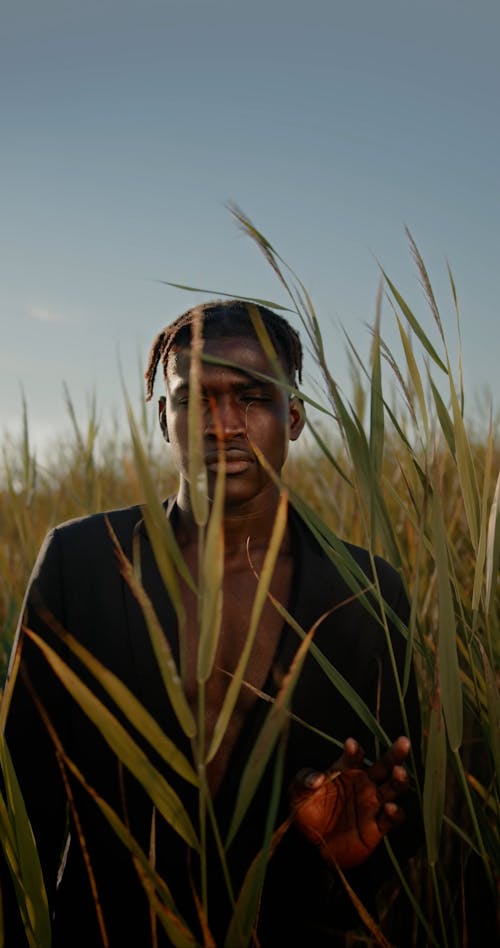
1, 300, 422, 946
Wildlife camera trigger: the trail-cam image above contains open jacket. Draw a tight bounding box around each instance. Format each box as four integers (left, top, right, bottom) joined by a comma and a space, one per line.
1, 499, 422, 947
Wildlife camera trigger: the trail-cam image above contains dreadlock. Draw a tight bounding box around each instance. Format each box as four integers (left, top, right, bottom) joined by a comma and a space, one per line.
144, 299, 303, 401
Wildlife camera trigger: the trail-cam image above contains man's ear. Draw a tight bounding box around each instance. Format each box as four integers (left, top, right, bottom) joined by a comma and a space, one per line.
158, 396, 169, 442
289, 396, 306, 442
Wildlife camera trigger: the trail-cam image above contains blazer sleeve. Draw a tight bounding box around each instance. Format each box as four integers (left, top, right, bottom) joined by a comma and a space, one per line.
1, 529, 72, 944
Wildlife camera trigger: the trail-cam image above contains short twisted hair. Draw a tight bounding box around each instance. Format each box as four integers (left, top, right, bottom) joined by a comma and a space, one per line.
145, 299, 303, 401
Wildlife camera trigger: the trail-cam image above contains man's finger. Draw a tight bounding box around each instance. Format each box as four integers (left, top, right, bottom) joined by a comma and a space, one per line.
377, 802, 406, 835
377, 765, 409, 803
367, 736, 411, 782
329, 737, 365, 773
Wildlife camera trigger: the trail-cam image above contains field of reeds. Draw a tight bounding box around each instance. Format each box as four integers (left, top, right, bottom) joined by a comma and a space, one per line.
1, 214, 499, 946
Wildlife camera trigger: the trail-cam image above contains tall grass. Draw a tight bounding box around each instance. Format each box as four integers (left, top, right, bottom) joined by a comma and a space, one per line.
1, 218, 498, 946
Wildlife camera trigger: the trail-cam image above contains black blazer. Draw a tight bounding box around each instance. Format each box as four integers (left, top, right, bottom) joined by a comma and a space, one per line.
2, 500, 422, 947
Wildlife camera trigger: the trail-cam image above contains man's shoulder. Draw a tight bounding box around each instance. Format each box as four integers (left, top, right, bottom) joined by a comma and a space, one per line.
293, 507, 398, 571
50, 504, 145, 544
292, 507, 404, 598
339, 538, 400, 582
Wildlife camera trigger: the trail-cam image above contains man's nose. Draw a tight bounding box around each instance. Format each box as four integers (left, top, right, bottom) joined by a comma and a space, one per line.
205, 395, 246, 437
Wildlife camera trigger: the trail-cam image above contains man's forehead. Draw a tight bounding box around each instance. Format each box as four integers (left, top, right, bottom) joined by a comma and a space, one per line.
165, 335, 283, 382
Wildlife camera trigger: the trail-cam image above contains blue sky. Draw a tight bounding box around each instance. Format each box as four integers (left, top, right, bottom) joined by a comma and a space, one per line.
2, 0, 499, 454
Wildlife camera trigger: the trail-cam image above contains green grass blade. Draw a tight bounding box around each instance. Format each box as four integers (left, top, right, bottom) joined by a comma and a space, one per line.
432, 477, 463, 751
125, 391, 195, 595
36, 608, 197, 786
396, 316, 429, 441
187, 309, 208, 527
449, 378, 480, 549
480, 644, 500, 798
59, 751, 198, 948
369, 309, 384, 485
225, 618, 318, 848
0, 791, 40, 948
422, 702, 446, 866
303, 416, 352, 484
383, 837, 441, 947
485, 466, 500, 617
106, 518, 197, 739
287, 488, 406, 633
224, 733, 288, 947
269, 592, 391, 747
25, 629, 200, 852
382, 272, 448, 373
0, 738, 51, 948
197, 451, 225, 684
429, 376, 456, 457
200, 351, 331, 418
156, 281, 295, 314
472, 420, 494, 611
207, 492, 288, 764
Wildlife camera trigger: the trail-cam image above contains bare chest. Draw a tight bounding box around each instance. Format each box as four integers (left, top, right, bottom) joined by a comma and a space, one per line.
180, 553, 293, 794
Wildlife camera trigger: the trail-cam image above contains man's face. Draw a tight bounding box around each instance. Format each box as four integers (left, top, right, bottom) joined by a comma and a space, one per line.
159, 335, 304, 510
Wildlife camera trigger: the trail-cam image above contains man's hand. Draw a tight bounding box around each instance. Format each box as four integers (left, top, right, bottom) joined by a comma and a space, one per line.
289, 736, 411, 870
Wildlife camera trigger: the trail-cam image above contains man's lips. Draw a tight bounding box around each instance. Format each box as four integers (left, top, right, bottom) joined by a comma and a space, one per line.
204, 447, 254, 473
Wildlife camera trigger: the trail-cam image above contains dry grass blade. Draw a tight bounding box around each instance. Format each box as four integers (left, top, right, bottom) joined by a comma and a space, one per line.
405, 228, 444, 343
25, 628, 200, 852
0, 639, 22, 732
190, 886, 216, 948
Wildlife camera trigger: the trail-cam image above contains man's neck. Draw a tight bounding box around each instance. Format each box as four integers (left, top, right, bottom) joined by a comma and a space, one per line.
174, 483, 289, 556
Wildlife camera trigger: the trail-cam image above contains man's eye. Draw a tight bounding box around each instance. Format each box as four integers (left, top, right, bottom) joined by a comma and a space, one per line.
176, 395, 209, 406
241, 393, 270, 403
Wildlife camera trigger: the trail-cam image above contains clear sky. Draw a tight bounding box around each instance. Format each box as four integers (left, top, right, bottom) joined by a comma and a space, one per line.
2, 0, 499, 455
